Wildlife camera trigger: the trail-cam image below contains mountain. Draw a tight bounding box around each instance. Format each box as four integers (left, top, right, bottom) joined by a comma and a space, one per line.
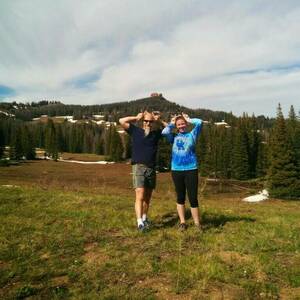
0, 94, 272, 127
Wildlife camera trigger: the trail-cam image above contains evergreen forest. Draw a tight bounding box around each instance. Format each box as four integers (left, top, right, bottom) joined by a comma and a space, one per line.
0, 96, 299, 199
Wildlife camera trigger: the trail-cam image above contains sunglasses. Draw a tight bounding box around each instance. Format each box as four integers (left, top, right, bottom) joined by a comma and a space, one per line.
143, 119, 154, 123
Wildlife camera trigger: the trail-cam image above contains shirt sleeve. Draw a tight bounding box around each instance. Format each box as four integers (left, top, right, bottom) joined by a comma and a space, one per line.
190, 118, 203, 141
162, 123, 175, 144
125, 123, 135, 135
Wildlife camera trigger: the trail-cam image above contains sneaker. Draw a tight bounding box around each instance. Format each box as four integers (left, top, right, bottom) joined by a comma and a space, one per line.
138, 224, 146, 232
143, 219, 151, 229
195, 223, 204, 232
178, 223, 187, 231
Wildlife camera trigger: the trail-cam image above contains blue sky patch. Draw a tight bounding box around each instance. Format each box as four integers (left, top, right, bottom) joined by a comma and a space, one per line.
0, 85, 16, 99
65, 73, 100, 89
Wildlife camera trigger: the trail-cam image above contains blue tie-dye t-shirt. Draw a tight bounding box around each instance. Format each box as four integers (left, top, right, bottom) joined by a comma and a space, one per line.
162, 118, 203, 171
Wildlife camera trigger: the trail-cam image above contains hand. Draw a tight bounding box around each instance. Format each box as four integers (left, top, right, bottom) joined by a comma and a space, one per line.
182, 113, 191, 123
152, 111, 160, 121
170, 114, 177, 125
136, 112, 143, 121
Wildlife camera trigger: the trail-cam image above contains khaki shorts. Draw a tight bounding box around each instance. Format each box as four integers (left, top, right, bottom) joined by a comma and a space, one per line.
132, 164, 156, 189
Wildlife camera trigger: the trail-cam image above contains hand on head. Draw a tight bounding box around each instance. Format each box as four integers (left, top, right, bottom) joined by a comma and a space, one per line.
170, 114, 177, 125
152, 111, 160, 121
136, 112, 144, 121
182, 113, 191, 124
143, 111, 154, 124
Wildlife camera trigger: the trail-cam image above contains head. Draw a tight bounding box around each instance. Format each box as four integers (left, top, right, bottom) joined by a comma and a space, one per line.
142, 112, 154, 133
175, 116, 187, 133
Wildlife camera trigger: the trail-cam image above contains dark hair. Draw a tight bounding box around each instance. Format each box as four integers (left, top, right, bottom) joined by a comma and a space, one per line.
175, 115, 186, 125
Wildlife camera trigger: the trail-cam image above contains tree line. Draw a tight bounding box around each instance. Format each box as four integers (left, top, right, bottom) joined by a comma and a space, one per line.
0, 104, 299, 199
0, 118, 125, 162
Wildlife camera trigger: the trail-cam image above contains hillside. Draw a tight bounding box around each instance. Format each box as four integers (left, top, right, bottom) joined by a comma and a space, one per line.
0, 94, 274, 127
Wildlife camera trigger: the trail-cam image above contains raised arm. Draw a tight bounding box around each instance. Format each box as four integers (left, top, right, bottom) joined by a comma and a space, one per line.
162, 115, 176, 143
190, 118, 203, 140
119, 112, 143, 130
181, 113, 202, 140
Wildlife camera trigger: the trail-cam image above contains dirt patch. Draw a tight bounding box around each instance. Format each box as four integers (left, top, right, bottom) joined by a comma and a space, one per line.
0, 260, 11, 269
137, 276, 189, 300
40, 252, 51, 260
219, 251, 253, 264
280, 287, 300, 300
51, 275, 69, 286
83, 242, 109, 265
202, 283, 245, 300
219, 251, 267, 282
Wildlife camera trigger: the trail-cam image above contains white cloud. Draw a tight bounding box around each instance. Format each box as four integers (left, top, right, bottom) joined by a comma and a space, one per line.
0, 0, 300, 116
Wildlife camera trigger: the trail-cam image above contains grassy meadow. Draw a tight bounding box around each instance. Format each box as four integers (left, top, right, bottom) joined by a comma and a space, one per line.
0, 159, 300, 299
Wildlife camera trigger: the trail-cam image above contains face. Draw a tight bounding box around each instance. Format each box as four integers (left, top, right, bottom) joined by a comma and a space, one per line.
176, 118, 187, 133
143, 113, 154, 130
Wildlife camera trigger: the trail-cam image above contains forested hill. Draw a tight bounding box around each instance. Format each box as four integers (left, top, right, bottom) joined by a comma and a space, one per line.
0, 94, 273, 127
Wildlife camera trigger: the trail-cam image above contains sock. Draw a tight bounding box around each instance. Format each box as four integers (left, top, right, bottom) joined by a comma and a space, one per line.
137, 218, 144, 227
142, 214, 147, 222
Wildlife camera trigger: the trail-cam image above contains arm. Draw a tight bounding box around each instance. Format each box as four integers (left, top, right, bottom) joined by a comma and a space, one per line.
181, 113, 203, 140
162, 123, 175, 144
190, 118, 203, 140
119, 113, 143, 130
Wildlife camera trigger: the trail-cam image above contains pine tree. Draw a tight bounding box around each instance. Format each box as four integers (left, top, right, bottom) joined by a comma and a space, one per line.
95, 134, 104, 155
197, 127, 207, 176
232, 122, 250, 180
201, 125, 217, 177
267, 104, 300, 199
256, 137, 268, 178
219, 127, 233, 178
0, 121, 4, 158
105, 127, 112, 157
109, 126, 123, 161
287, 105, 300, 168
45, 120, 59, 160
124, 133, 131, 159
23, 125, 36, 160
248, 115, 259, 178
9, 125, 24, 160
157, 138, 171, 170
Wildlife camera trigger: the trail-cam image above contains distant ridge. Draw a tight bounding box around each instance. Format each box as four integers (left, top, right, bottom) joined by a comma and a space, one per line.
0, 94, 272, 126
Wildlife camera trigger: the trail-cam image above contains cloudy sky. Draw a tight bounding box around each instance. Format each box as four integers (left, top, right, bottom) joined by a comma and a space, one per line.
1, 0, 300, 117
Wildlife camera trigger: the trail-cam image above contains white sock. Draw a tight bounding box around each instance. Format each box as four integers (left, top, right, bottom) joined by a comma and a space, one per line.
137, 218, 144, 226
142, 214, 147, 222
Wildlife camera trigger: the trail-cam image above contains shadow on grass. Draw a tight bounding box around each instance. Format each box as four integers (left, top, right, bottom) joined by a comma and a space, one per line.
153, 211, 255, 230
153, 212, 179, 229
202, 212, 256, 229
153, 210, 193, 229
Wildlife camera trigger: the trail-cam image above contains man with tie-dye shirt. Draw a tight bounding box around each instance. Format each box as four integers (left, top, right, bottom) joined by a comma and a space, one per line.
162, 114, 203, 231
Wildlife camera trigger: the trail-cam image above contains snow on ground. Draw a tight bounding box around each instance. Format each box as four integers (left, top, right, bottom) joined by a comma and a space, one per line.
242, 189, 269, 202
58, 159, 115, 164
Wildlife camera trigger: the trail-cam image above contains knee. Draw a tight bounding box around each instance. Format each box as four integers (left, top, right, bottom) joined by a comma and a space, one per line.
135, 188, 145, 201
177, 198, 185, 205
190, 199, 199, 208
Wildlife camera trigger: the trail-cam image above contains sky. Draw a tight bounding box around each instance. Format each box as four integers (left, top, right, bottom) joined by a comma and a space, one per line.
1, 0, 300, 117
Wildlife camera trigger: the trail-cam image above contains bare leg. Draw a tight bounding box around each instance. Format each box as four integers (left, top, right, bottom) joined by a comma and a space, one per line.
177, 204, 186, 224
191, 207, 200, 225
135, 188, 145, 220
143, 188, 153, 216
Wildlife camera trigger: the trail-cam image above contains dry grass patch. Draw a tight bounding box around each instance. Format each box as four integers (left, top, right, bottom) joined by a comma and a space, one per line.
280, 287, 300, 300
51, 275, 69, 286
83, 242, 109, 266
218, 251, 254, 264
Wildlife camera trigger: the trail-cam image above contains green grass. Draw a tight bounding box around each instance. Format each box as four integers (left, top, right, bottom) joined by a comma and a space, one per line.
1, 184, 300, 299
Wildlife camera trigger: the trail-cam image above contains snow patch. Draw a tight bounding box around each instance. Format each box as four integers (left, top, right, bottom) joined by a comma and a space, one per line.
59, 159, 115, 164
242, 189, 269, 202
